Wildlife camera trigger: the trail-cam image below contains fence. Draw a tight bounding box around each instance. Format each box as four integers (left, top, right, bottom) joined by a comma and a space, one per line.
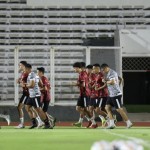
0, 46, 121, 106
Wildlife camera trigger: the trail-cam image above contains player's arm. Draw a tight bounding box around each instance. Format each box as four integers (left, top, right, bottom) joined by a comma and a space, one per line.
80, 81, 85, 87
71, 79, 82, 87
106, 79, 115, 85
40, 78, 50, 91
71, 81, 79, 86
38, 78, 43, 88
95, 81, 107, 90
40, 84, 48, 91
26, 79, 35, 88
19, 81, 26, 88
102, 77, 116, 85
88, 79, 95, 89
79, 73, 87, 88
103, 72, 118, 85
40, 85, 46, 91
118, 76, 124, 86
88, 82, 93, 89
16, 78, 21, 84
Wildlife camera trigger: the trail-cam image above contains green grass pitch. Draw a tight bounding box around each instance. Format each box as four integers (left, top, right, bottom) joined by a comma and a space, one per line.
0, 126, 150, 150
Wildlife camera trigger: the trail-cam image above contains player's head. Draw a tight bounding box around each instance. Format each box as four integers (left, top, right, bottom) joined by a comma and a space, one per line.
100, 63, 110, 73
37, 67, 45, 77
86, 64, 93, 74
19, 61, 27, 71
25, 63, 32, 73
80, 62, 86, 68
93, 63, 100, 73
73, 62, 82, 73
80, 62, 86, 71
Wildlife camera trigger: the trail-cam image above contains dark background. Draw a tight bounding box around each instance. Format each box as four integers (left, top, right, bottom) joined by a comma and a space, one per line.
123, 71, 150, 104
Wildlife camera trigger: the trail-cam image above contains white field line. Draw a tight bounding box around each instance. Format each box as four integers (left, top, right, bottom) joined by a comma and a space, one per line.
103, 129, 150, 148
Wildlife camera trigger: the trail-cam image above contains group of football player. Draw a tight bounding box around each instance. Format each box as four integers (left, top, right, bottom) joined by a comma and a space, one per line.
72, 62, 133, 129
15, 61, 56, 129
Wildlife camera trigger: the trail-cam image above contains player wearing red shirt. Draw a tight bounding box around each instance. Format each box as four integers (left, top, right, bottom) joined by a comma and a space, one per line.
88, 71, 99, 128
72, 62, 91, 127
93, 64, 108, 127
37, 67, 56, 128
16, 61, 28, 129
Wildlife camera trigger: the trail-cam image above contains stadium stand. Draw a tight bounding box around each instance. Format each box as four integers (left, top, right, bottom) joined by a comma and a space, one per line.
0, 0, 149, 46
0, 0, 150, 105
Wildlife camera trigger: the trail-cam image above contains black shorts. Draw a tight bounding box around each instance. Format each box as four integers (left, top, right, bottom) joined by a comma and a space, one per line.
106, 95, 123, 109
19, 94, 28, 105
89, 98, 98, 108
41, 101, 49, 112
77, 96, 90, 108
26, 96, 41, 108
90, 97, 107, 108
97, 97, 107, 108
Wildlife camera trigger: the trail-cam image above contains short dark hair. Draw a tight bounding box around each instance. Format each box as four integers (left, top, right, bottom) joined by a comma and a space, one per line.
25, 63, 32, 69
37, 67, 45, 73
101, 63, 109, 69
86, 65, 93, 69
73, 62, 82, 68
80, 62, 86, 68
93, 63, 100, 68
20, 61, 27, 66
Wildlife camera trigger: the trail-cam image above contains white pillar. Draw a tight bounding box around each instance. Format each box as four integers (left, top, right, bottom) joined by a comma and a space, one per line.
50, 47, 55, 106
86, 47, 91, 65
14, 46, 19, 105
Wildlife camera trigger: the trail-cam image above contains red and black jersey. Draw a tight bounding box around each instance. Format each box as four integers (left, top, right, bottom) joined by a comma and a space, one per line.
95, 72, 108, 97
40, 76, 51, 102
89, 73, 99, 98
78, 71, 91, 97
19, 72, 29, 95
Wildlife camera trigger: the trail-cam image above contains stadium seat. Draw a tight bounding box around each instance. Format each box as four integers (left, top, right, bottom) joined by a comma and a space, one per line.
0, 0, 149, 104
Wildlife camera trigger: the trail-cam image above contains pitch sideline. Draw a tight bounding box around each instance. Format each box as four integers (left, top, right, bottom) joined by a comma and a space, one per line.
103, 129, 150, 148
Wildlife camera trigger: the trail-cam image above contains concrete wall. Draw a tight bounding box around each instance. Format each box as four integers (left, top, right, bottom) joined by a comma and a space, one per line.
91, 49, 116, 70
120, 30, 150, 57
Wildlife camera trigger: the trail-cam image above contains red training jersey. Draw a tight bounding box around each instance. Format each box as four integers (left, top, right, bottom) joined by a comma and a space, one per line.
95, 72, 108, 97
40, 76, 51, 102
78, 71, 91, 97
88, 73, 99, 98
19, 72, 29, 96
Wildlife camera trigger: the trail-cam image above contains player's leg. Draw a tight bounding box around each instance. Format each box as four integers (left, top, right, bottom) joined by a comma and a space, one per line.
84, 107, 93, 128
16, 94, 28, 128
25, 104, 37, 129
31, 107, 44, 128
0, 114, 10, 125
81, 96, 92, 128
88, 98, 98, 128
25, 97, 38, 129
105, 97, 116, 129
95, 97, 107, 127
113, 95, 133, 128
33, 97, 52, 129
42, 101, 56, 128
73, 96, 85, 127
73, 106, 84, 127
16, 96, 25, 127
46, 112, 56, 127
41, 94, 56, 127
